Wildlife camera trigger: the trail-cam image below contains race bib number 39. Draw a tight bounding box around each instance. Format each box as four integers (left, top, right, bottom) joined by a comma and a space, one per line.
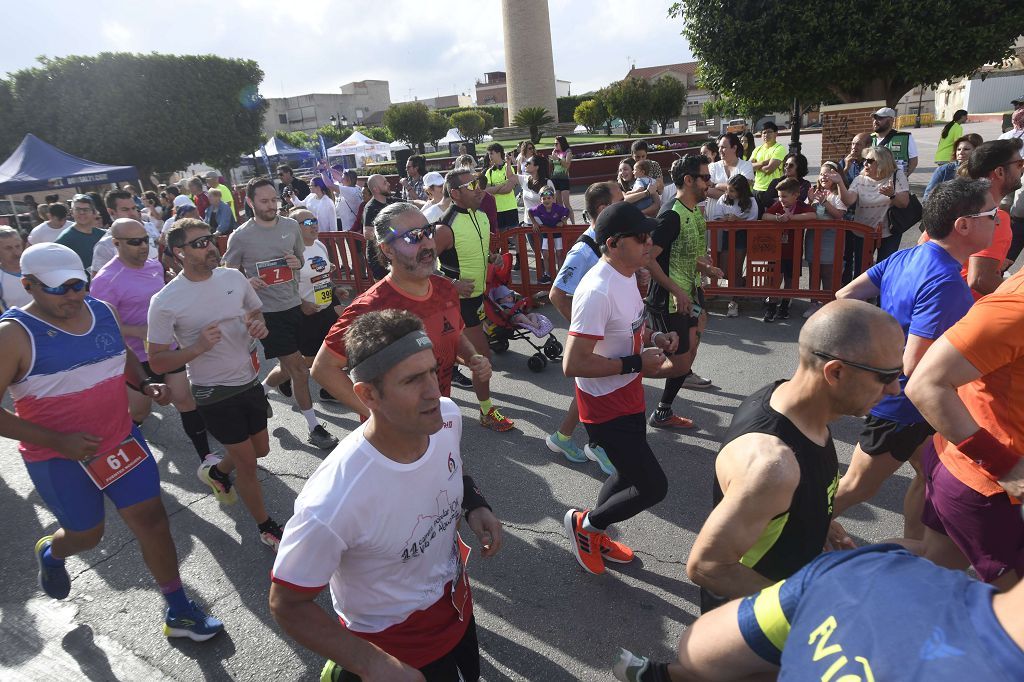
80, 437, 149, 489
256, 258, 294, 285
311, 272, 333, 307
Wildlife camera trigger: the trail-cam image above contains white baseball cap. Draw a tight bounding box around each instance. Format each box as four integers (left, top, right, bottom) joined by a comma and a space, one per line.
873, 107, 897, 119
20, 242, 88, 288
173, 195, 196, 209
423, 171, 445, 187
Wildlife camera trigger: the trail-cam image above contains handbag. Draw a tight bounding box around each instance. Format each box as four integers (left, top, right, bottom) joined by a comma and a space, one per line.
885, 171, 922, 235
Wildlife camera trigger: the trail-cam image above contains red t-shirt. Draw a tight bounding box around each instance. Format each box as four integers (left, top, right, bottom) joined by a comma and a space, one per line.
765, 200, 815, 258
324, 275, 464, 396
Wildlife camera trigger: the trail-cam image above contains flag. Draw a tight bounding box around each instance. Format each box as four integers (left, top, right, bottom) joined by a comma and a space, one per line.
258, 145, 273, 176
317, 134, 330, 162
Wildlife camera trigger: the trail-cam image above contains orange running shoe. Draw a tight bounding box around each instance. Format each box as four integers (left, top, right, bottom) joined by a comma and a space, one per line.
563, 509, 605, 574
480, 406, 515, 432
647, 411, 695, 429
600, 534, 635, 564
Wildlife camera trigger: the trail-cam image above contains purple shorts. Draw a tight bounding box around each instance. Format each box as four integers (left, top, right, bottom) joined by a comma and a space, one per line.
921, 438, 1024, 583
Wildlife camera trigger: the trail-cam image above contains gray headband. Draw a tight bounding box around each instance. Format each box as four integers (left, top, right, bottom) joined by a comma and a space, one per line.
349, 330, 434, 383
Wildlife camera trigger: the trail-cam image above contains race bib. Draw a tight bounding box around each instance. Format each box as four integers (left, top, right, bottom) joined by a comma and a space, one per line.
249, 339, 260, 373
311, 272, 333, 307
256, 258, 293, 285
451, 534, 471, 621
79, 436, 149, 489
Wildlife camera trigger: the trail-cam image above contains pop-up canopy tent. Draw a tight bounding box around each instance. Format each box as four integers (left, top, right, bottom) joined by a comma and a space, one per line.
326, 131, 392, 168
247, 136, 315, 164
0, 133, 138, 195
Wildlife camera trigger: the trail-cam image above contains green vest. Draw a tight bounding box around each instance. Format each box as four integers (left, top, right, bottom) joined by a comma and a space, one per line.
485, 166, 517, 213
667, 200, 706, 310
438, 207, 491, 298
872, 131, 912, 165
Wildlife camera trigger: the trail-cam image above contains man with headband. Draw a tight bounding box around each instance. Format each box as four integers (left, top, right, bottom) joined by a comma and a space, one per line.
272, 309, 502, 681
313, 202, 499, 422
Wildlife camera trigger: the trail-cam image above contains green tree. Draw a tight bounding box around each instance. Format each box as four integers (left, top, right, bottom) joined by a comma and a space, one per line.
573, 99, 608, 134
1, 53, 266, 185
600, 78, 653, 135
669, 0, 1020, 108
512, 106, 554, 144
427, 111, 450, 149
449, 110, 489, 143
276, 131, 313, 149
435, 105, 504, 128
314, 122, 352, 147
650, 75, 687, 134
358, 125, 393, 143
557, 95, 588, 123
383, 101, 432, 152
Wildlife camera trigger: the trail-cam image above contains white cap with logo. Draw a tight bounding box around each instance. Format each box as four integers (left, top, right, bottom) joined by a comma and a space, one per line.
20, 242, 88, 288
873, 107, 897, 119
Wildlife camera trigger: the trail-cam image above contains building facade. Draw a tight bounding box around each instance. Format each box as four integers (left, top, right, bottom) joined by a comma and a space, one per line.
474, 71, 570, 126
262, 80, 392, 135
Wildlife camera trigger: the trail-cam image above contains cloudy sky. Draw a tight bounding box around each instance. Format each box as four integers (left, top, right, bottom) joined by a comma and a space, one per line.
1, 0, 694, 102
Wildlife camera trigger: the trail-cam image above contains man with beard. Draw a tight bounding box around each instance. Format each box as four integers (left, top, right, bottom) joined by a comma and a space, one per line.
224, 177, 338, 451
870, 106, 919, 176
312, 202, 491, 418
148, 218, 287, 550
645, 155, 723, 430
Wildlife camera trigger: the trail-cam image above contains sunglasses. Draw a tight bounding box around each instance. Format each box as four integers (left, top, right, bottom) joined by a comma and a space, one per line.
614, 232, 652, 244
688, 173, 713, 182
813, 351, 902, 384
30, 278, 88, 296
386, 224, 435, 245
454, 179, 479, 191
963, 205, 998, 221
300, 218, 319, 227
115, 236, 150, 246
863, 158, 877, 165
184, 234, 215, 249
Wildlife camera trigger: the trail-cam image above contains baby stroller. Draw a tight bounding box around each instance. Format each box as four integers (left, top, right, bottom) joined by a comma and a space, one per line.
481, 253, 563, 372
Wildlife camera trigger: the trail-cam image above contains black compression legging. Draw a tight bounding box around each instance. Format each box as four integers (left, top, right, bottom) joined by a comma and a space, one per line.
583, 413, 668, 529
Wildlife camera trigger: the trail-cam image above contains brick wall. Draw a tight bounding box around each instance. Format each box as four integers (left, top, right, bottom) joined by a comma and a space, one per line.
820, 100, 886, 164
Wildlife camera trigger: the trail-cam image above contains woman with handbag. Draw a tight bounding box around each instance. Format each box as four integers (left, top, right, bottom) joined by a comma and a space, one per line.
829, 145, 913, 266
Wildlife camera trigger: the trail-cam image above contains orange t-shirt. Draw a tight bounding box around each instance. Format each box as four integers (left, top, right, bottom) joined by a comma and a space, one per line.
935, 268, 1024, 496
920, 209, 1011, 300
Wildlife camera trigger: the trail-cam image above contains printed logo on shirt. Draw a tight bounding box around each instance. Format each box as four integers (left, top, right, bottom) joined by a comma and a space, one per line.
309, 255, 329, 273
447, 453, 457, 479
400, 490, 460, 563
95, 332, 117, 351
560, 266, 575, 284
919, 627, 966, 661
442, 317, 456, 334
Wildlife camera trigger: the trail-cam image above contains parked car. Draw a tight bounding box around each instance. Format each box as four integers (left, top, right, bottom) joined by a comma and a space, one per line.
723, 119, 747, 134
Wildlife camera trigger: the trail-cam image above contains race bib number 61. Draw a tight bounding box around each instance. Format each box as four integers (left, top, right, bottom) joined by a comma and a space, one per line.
79, 437, 149, 489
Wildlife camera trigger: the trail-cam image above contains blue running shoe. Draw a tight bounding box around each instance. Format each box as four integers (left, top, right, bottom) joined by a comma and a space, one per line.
584, 443, 616, 476
163, 601, 224, 642
35, 535, 71, 600
546, 432, 588, 463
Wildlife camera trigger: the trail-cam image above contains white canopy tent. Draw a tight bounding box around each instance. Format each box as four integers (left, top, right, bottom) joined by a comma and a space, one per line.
326, 131, 392, 168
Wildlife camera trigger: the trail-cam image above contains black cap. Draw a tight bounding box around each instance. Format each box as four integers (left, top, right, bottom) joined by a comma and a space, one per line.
1012, 95, 1024, 105
593, 201, 659, 245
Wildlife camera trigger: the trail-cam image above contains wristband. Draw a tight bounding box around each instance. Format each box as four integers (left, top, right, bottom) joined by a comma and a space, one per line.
651, 331, 664, 345
462, 475, 491, 520
957, 428, 1019, 481
619, 354, 642, 374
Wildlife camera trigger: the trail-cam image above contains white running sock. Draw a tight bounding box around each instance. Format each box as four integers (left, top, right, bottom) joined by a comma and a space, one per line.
301, 408, 319, 431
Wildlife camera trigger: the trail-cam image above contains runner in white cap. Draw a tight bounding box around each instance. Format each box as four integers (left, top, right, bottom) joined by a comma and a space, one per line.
0, 242, 223, 641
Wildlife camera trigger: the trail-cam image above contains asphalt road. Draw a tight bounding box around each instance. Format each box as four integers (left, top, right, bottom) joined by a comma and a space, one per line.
0, 118, 1007, 681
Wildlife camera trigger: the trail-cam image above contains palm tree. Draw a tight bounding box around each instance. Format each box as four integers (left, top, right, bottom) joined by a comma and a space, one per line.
513, 107, 554, 144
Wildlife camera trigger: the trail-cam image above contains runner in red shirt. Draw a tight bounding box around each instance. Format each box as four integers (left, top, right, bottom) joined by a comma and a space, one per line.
313, 202, 492, 418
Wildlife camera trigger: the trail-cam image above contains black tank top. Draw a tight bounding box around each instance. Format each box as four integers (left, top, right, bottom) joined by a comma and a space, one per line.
713, 381, 839, 582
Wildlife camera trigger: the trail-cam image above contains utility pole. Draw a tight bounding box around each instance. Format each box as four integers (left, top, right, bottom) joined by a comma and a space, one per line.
789, 97, 802, 156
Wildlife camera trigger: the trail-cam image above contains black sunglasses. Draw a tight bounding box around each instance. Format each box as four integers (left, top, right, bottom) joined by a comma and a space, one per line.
813, 351, 902, 384
115, 236, 150, 246
184, 234, 215, 249
688, 173, 713, 182
386, 224, 435, 245
613, 232, 651, 244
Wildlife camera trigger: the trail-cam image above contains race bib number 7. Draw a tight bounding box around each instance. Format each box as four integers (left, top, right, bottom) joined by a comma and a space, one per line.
256, 258, 294, 285
79, 436, 149, 489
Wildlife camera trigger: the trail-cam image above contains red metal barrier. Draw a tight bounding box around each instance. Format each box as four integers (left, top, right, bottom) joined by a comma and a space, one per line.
505, 225, 587, 299
706, 220, 879, 301
318, 231, 375, 294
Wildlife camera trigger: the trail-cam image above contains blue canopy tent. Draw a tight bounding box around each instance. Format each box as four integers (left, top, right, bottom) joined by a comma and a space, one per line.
244, 136, 316, 170
0, 133, 138, 195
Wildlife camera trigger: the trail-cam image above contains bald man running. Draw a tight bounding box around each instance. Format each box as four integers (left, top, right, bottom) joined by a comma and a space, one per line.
613, 300, 907, 681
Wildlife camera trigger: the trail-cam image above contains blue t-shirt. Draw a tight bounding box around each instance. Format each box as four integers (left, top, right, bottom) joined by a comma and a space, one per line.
738, 545, 1024, 680
866, 241, 973, 423
553, 226, 600, 296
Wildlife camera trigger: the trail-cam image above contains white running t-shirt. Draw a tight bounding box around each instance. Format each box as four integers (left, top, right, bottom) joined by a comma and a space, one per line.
272, 398, 466, 633
569, 258, 645, 423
